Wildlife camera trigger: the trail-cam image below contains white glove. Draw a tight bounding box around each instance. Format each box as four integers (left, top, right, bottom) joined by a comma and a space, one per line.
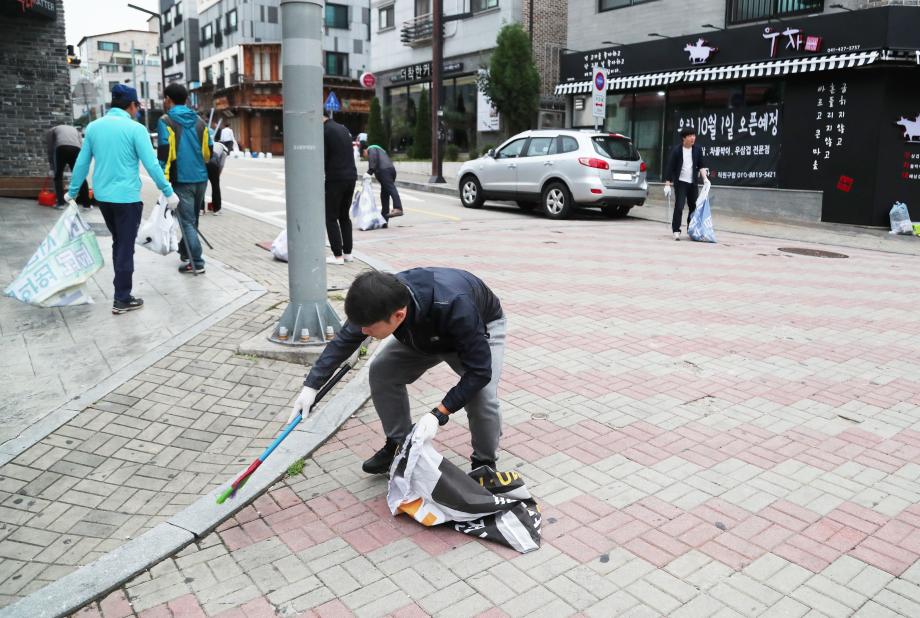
165, 192, 180, 211
412, 413, 440, 445
67, 199, 78, 210
663, 184, 672, 198
287, 386, 317, 424
363, 172, 372, 181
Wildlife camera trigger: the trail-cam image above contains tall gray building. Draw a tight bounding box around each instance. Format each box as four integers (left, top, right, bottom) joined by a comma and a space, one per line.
159, 0, 200, 99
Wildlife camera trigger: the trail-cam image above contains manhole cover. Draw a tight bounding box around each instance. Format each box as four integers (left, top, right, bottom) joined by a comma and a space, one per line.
777, 247, 848, 259
90, 223, 111, 237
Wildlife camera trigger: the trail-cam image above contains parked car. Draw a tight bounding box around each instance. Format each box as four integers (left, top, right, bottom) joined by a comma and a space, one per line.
457, 129, 648, 219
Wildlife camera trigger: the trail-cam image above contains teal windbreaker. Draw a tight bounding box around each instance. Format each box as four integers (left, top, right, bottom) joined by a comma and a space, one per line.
157, 105, 212, 184
69, 107, 173, 202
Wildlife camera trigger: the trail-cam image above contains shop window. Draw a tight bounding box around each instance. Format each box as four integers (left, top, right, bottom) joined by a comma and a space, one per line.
727, 0, 824, 25
97, 41, 119, 52
496, 139, 526, 159
325, 52, 349, 76
523, 136, 555, 157
631, 92, 665, 180
604, 93, 633, 136
599, 0, 657, 12
325, 4, 349, 29
379, 4, 395, 30
472, 0, 499, 11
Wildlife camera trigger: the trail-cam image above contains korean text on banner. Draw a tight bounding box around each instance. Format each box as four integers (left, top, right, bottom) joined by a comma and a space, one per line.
4, 203, 104, 307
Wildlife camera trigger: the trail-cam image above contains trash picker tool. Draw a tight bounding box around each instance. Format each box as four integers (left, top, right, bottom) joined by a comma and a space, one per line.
215, 359, 357, 504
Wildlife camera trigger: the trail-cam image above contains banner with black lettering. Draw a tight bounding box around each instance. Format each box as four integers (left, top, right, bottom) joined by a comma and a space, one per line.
387, 428, 541, 554
674, 105, 782, 187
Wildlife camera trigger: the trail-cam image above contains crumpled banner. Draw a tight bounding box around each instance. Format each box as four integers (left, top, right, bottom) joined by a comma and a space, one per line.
4, 203, 104, 307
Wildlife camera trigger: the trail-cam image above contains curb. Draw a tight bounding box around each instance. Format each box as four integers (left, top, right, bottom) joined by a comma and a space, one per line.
1, 347, 377, 618
395, 178, 458, 198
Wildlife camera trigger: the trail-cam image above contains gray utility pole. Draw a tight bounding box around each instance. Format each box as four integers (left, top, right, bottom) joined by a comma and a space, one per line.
269, 0, 341, 347
428, 0, 444, 184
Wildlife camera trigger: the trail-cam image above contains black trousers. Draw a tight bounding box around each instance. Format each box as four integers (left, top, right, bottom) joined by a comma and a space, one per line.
207, 163, 221, 212
376, 168, 402, 218
325, 179, 356, 257
54, 145, 90, 206
672, 181, 699, 233
97, 202, 143, 303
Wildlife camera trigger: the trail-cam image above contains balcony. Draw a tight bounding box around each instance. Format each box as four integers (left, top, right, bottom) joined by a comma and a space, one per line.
400, 13, 434, 47
229, 71, 240, 86
726, 0, 824, 25
216, 75, 225, 89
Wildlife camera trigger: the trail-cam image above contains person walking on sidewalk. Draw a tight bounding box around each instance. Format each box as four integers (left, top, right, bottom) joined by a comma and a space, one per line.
218, 124, 236, 152
288, 268, 507, 474
157, 83, 212, 274
67, 84, 178, 315
323, 110, 357, 265
360, 141, 403, 222
46, 124, 90, 208
664, 127, 708, 241
206, 141, 228, 215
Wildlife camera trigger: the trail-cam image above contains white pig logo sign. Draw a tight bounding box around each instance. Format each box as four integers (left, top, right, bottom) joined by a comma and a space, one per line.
685, 39, 718, 64
896, 115, 920, 142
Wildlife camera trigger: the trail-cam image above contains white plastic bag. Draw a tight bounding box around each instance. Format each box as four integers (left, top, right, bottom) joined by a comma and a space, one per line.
688, 180, 717, 243
889, 202, 913, 235
350, 177, 387, 231
136, 194, 179, 255
271, 229, 288, 262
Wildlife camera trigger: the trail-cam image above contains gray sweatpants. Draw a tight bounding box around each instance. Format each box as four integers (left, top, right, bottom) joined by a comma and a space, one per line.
368, 317, 507, 463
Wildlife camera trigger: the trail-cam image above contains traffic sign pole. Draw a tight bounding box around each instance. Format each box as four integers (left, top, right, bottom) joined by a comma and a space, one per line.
591, 66, 607, 133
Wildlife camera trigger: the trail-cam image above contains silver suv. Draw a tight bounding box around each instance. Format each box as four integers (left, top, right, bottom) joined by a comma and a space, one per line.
457, 129, 648, 219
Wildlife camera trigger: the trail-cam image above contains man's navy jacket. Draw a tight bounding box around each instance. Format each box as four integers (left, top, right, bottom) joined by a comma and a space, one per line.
664, 143, 706, 185
305, 267, 503, 413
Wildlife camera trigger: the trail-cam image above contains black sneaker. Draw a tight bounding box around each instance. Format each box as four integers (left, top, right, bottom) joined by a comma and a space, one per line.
112, 296, 144, 314
362, 438, 400, 474
179, 263, 205, 274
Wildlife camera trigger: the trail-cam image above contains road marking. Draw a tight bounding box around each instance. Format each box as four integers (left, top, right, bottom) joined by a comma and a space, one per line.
220, 200, 286, 228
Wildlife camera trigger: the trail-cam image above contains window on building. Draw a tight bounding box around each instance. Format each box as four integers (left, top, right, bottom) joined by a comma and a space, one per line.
176, 39, 185, 62
267, 6, 278, 23
108, 80, 120, 92
260, 5, 265, 21
472, 0, 498, 11
164, 44, 173, 61
205, 65, 214, 83
325, 51, 349, 76
325, 4, 349, 29
140, 81, 147, 98
727, 0, 823, 25
415, 0, 430, 16
354, 39, 363, 54
225, 9, 238, 33
175, 1, 183, 23
598, 0, 656, 11
379, 4, 394, 30
97, 41, 119, 52
105, 64, 120, 73
201, 23, 213, 44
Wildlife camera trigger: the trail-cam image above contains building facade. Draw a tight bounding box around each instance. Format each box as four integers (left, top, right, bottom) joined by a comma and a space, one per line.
370, 0, 566, 155
555, 0, 920, 227
194, 0, 372, 150
160, 0, 200, 99
0, 0, 71, 196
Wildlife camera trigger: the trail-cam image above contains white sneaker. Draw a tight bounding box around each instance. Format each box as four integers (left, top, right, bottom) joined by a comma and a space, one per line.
343, 254, 354, 263
673, 232, 681, 241
326, 256, 345, 265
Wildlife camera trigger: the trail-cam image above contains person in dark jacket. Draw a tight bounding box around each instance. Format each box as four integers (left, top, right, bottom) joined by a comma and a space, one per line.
46, 124, 90, 207
360, 141, 403, 221
664, 127, 709, 241
323, 110, 358, 265
206, 141, 228, 214
288, 268, 506, 474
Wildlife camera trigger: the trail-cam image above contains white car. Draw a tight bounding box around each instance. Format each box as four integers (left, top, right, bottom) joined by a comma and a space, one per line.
458, 129, 648, 219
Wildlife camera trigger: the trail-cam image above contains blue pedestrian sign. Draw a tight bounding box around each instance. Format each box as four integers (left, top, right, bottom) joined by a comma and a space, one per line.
324, 92, 341, 112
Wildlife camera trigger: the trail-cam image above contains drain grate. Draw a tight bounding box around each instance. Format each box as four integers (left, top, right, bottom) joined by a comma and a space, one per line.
777, 247, 848, 259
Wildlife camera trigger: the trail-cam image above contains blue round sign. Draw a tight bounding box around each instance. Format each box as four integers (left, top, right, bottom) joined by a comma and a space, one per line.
594, 71, 606, 91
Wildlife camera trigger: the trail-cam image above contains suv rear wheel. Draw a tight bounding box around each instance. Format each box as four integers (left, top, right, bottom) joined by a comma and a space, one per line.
542, 182, 573, 219
460, 175, 484, 209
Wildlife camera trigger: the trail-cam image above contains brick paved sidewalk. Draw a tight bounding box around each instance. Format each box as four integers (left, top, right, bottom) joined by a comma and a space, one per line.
72, 216, 920, 617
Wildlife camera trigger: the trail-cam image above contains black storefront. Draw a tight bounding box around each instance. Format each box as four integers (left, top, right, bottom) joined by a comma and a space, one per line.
555, 6, 920, 227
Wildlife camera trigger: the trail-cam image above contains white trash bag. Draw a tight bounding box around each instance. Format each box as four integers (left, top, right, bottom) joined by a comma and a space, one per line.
271, 229, 288, 262
889, 202, 913, 235
350, 177, 387, 231
136, 194, 179, 255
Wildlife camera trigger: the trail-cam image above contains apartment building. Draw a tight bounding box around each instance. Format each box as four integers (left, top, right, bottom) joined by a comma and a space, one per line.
159, 0, 200, 99
554, 1, 920, 227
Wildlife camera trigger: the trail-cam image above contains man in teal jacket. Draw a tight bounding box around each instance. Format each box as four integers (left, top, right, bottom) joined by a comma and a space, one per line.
68, 84, 178, 314
157, 83, 211, 274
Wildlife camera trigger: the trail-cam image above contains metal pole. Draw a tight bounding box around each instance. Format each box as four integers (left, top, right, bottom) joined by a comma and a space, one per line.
428, 0, 445, 183
270, 0, 341, 346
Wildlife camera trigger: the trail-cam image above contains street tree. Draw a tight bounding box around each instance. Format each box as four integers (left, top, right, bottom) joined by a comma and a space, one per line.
479, 23, 540, 136
412, 88, 432, 159
366, 96, 386, 148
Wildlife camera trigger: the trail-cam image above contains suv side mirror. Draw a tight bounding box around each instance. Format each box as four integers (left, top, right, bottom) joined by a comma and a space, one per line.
486, 148, 495, 158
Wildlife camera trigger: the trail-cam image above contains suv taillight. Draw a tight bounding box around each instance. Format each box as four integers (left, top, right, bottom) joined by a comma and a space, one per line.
640, 161, 647, 172
578, 157, 610, 170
